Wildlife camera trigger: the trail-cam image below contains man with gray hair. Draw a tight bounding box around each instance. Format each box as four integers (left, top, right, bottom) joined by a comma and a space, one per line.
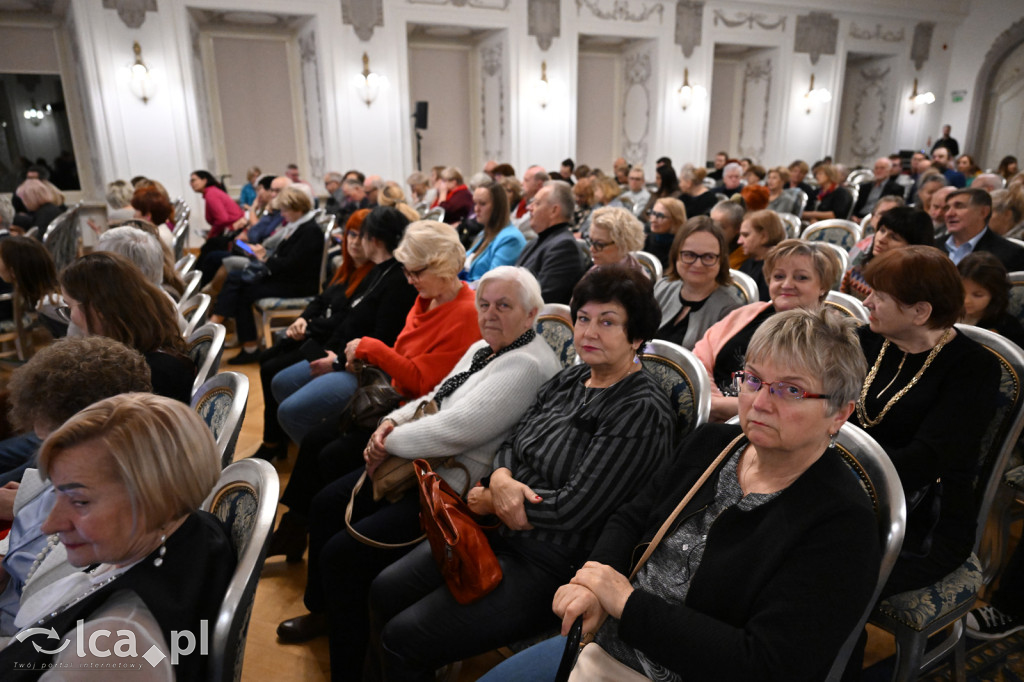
323, 171, 345, 218
515, 180, 585, 304
511, 165, 549, 241
852, 157, 904, 220
713, 162, 744, 198
622, 165, 651, 216
364, 174, 384, 206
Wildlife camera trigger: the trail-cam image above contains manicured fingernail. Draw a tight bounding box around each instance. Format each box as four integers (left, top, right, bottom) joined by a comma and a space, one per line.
534, 495, 542, 500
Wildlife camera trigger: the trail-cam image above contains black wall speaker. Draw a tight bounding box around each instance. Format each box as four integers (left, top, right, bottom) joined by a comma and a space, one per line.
413, 101, 428, 130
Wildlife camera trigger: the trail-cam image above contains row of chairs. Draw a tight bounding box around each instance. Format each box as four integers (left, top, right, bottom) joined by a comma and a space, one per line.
534, 299, 1024, 680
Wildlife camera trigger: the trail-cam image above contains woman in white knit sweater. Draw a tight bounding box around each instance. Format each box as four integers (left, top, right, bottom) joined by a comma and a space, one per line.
276, 266, 561, 677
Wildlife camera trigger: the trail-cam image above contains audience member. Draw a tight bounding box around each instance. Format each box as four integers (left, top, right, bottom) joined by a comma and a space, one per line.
678, 166, 716, 217
12, 179, 62, 235
991, 188, 1024, 238
931, 124, 960, 156
0, 236, 64, 337
708, 151, 728, 181
104, 180, 135, 223
695, 240, 841, 422
803, 163, 853, 223
653, 217, 742, 349
787, 159, 814, 197
59, 252, 194, 403
852, 157, 904, 220
973, 173, 1004, 194
587, 207, 645, 273
710, 200, 745, 269
462, 181, 525, 282
740, 184, 770, 212
240, 165, 261, 208
738, 210, 787, 301
644, 196, 686, 269
942, 188, 1024, 270
510, 165, 548, 241
713, 162, 743, 198
189, 169, 245, 246
998, 156, 1019, 183
958, 252, 1024, 346
621, 166, 651, 214
928, 185, 957, 239
841, 206, 934, 301
932, 147, 967, 188
957, 154, 981, 186
766, 166, 800, 215
516, 180, 586, 304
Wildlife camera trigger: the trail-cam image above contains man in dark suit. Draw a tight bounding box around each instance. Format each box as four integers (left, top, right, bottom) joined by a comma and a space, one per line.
942, 188, 1024, 271
852, 157, 905, 221
516, 180, 587, 304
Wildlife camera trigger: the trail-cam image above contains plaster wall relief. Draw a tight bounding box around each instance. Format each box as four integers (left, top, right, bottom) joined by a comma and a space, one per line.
982, 40, 1024, 170
342, 0, 383, 41
738, 57, 771, 161
621, 43, 654, 165
102, 0, 156, 29
478, 38, 505, 161
187, 13, 217, 170
837, 62, 893, 166
966, 16, 1024, 158
911, 22, 934, 70
794, 11, 837, 65
528, 0, 560, 51
712, 10, 785, 32
576, 0, 665, 24
848, 23, 904, 43
675, 1, 703, 58
298, 26, 325, 181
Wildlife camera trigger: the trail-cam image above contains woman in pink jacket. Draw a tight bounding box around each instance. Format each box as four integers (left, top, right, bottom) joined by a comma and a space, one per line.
693, 240, 841, 421
190, 169, 245, 241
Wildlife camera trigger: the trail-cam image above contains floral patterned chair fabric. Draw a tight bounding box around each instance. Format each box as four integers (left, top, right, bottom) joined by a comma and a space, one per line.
639, 339, 710, 439
191, 371, 249, 468
802, 219, 862, 252
186, 322, 226, 397
534, 303, 576, 369
201, 459, 278, 682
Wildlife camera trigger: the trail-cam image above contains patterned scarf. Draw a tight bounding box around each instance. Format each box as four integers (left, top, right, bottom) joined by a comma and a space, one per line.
433, 329, 536, 406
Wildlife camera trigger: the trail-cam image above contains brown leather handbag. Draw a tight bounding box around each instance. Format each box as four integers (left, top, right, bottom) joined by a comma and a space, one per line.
340, 360, 402, 433
413, 458, 502, 605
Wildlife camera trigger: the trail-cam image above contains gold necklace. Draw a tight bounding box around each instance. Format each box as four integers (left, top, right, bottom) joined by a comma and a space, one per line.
856, 328, 953, 428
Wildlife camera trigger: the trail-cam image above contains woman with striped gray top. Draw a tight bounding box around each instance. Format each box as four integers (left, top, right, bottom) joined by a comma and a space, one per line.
368, 264, 676, 680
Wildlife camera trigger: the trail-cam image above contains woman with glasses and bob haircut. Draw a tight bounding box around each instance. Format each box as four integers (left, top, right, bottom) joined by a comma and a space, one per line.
857, 246, 1000, 598
479, 308, 879, 682
653, 216, 742, 350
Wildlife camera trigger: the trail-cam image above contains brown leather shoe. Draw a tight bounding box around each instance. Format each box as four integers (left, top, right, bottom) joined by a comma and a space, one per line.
277, 612, 328, 643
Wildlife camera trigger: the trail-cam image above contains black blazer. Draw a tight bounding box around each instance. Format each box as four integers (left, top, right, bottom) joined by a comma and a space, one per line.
516, 223, 586, 304
853, 178, 905, 218
265, 217, 325, 294
941, 228, 1024, 273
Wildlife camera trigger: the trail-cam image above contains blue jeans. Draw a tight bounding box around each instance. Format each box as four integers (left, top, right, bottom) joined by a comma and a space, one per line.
270, 360, 358, 444
476, 635, 564, 682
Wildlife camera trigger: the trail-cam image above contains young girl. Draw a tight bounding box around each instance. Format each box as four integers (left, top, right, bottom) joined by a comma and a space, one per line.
958, 251, 1024, 347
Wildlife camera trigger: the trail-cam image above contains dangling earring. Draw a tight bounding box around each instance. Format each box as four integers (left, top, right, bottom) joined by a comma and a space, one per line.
153, 533, 167, 567
828, 432, 837, 449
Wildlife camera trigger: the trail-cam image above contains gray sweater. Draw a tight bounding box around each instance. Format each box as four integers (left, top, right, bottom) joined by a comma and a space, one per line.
384, 335, 561, 492
653, 280, 743, 350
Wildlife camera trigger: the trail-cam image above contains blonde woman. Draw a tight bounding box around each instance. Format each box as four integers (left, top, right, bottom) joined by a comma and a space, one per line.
588, 206, 646, 273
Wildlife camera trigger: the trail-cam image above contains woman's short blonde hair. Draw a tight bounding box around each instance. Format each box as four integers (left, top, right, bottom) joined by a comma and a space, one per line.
379, 182, 407, 207
16, 179, 54, 209
745, 307, 867, 414
594, 175, 623, 202
476, 266, 543, 317
38, 393, 221, 531
441, 167, 464, 184
394, 220, 466, 282
763, 240, 841, 299
275, 185, 313, 214
105, 180, 134, 209
591, 206, 645, 253
652, 196, 687, 229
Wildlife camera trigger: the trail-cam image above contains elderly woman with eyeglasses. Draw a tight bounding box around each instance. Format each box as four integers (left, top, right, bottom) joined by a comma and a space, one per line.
693, 239, 842, 422
588, 207, 646, 273
479, 308, 880, 682
653, 217, 743, 350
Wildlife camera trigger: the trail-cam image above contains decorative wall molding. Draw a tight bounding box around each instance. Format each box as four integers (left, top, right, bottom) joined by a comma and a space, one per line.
191, 10, 305, 29
675, 1, 703, 58
406, 0, 510, 7
102, 0, 157, 29
577, 0, 665, 23
965, 16, 1024, 159
187, 14, 217, 171
712, 10, 785, 32
738, 58, 771, 161
849, 67, 890, 160
794, 12, 838, 65
479, 42, 505, 161
911, 22, 934, 70
342, 0, 383, 42
621, 49, 652, 164
298, 29, 325, 181
849, 23, 904, 43
528, 0, 560, 51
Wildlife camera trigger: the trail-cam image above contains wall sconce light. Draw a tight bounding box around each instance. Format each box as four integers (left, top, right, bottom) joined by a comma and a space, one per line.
128, 41, 156, 104
908, 78, 935, 114
676, 68, 707, 111
355, 52, 383, 107
23, 101, 52, 126
535, 61, 550, 109
803, 74, 832, 114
